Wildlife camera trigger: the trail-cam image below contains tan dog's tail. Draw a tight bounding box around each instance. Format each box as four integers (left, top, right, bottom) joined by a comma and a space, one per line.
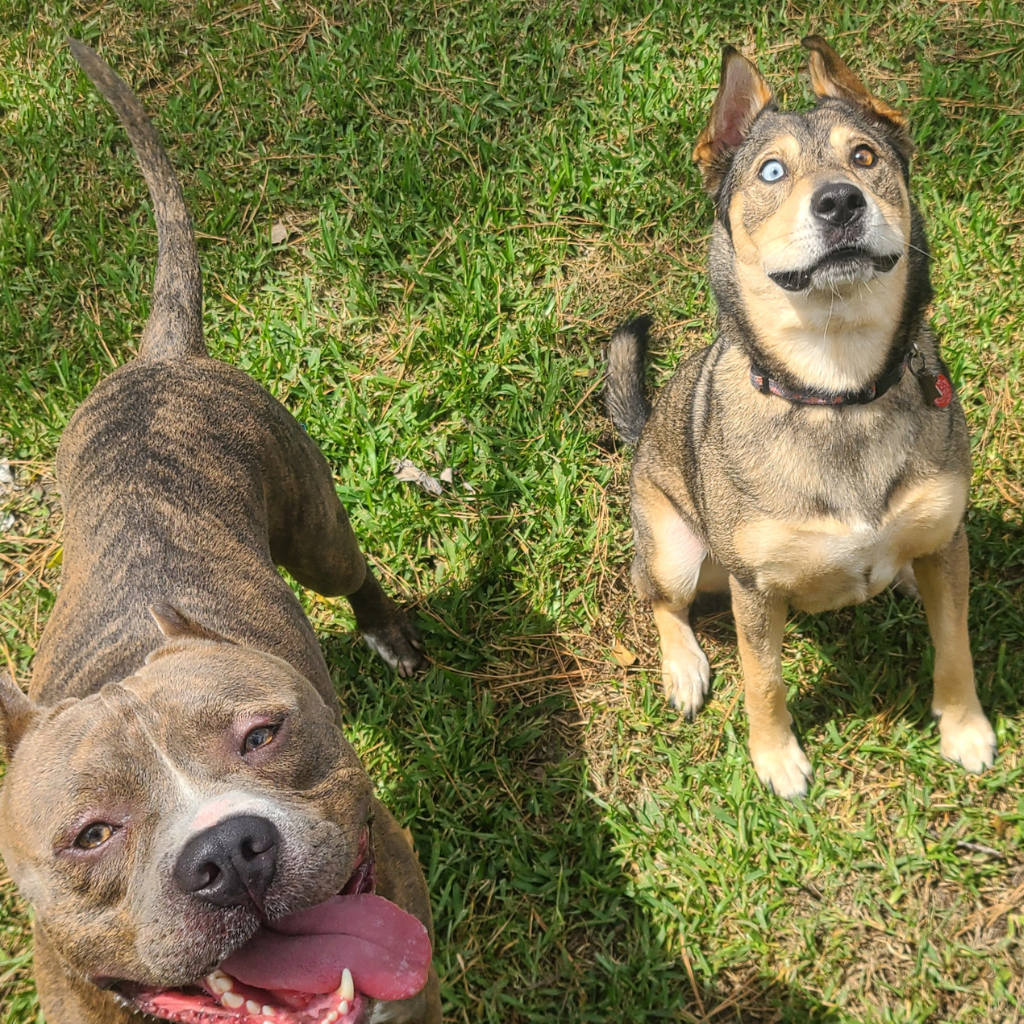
604, 315, 652, 446
68, 38, 206, 361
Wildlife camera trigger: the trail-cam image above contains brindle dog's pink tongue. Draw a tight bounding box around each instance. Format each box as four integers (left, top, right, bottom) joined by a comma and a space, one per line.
222, 894, 431, 1002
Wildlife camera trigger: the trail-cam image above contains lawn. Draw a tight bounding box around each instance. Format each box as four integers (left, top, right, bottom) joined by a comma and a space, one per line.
1, 1, 1022, 1021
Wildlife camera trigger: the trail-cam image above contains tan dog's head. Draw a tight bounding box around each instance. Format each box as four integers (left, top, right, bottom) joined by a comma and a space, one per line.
0, 606, 431, 1024
693, 37, 931, 391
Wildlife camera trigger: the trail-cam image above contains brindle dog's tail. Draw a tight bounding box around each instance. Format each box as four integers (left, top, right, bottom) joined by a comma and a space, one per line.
68, 38, 205, 361
603, 315, 652, 446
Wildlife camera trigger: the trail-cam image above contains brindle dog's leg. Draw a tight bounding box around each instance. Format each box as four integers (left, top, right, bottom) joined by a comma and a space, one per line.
632, 482, 714, 716
914, 525, 996, 771
266, 427, 423, 677
730, 579, 812, 798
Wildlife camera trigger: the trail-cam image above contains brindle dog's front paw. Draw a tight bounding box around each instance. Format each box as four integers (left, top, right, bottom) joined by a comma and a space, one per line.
750, 731, 813, 799
938, 709, 997, 773
363, 614, 424, 677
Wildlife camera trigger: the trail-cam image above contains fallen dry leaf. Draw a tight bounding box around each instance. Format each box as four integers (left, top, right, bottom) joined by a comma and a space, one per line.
393, 459, 443, 496
609, 640, 637, 668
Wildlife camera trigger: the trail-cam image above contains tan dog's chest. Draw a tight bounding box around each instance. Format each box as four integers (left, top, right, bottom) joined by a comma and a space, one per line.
733, 473, 968, 611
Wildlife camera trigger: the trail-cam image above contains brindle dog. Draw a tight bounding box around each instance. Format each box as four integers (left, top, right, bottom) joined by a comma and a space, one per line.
605, 37, 997, 798
0, 40, 440, 1024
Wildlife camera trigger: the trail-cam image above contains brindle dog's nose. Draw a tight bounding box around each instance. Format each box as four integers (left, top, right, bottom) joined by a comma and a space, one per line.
812, 182, 866, 227
173, 815, 279, 909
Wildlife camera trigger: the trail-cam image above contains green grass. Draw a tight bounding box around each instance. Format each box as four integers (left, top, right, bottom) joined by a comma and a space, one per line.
1, 1, 1023, 1021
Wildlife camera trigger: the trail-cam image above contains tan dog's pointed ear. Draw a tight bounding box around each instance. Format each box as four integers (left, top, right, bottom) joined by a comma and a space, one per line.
693, 46, 775, 193
0, 671, 39, 760
149, 602, 233, 644
802, 35, 911, 152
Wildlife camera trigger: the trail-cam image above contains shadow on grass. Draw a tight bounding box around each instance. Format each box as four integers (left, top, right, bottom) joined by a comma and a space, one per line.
324, 528, 854, 1024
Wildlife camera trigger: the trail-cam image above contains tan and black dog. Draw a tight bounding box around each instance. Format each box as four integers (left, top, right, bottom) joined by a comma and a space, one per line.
605, 37, 997, 798
0, 40, 440, 1024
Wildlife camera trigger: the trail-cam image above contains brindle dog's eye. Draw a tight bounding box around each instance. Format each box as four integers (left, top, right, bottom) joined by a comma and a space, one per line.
758, 159, 786, 183
852, 145, 877, 168
75, 823, 115, 850
243, 725, 278, 754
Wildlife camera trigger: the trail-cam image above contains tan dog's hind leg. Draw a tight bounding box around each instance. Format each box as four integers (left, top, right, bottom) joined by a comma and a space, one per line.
634, 486, 715, 716
731, 580, 812, 798
914, 525, 996, 772
652, 600, 710, 716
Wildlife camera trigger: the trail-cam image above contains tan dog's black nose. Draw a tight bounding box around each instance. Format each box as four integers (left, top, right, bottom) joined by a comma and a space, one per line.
812, 182, 866, 226
173, 815, 279, 910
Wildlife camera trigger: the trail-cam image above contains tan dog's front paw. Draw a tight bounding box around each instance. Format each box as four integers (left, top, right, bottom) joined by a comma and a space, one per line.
938, 710, 997, 773
661, 639, 710, 718
750, 731, 812, 799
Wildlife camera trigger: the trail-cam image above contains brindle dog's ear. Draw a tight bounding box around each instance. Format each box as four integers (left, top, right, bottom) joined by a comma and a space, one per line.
693, 46, 775, 193
149, 602, 234, 644
0, 671, 39, 760
802, 35, 912, 156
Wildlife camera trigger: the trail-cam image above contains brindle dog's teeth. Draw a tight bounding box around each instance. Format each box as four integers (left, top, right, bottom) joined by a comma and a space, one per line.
206, 969, 234, 994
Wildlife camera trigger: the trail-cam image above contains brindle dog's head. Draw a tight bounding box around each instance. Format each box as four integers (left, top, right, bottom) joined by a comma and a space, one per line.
693, 37, 930, 392
0, 606, 428, 1024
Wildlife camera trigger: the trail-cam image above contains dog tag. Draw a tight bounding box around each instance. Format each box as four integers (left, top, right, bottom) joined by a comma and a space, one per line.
916, 370, 953, 408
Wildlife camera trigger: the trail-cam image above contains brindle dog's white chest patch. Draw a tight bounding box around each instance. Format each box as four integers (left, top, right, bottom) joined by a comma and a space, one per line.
734, 473, 967, 611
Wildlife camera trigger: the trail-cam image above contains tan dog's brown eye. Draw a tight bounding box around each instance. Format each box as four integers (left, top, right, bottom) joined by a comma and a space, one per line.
75, 823, 115, 850
243, 725, 278, 754
852, 145, 877, 167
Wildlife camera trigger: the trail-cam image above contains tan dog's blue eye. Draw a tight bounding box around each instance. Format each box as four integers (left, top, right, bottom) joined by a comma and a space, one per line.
243, 725, 278, 754
758, 159, 786, 182
75, 823, 114, 850
852, 145, 877, 167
